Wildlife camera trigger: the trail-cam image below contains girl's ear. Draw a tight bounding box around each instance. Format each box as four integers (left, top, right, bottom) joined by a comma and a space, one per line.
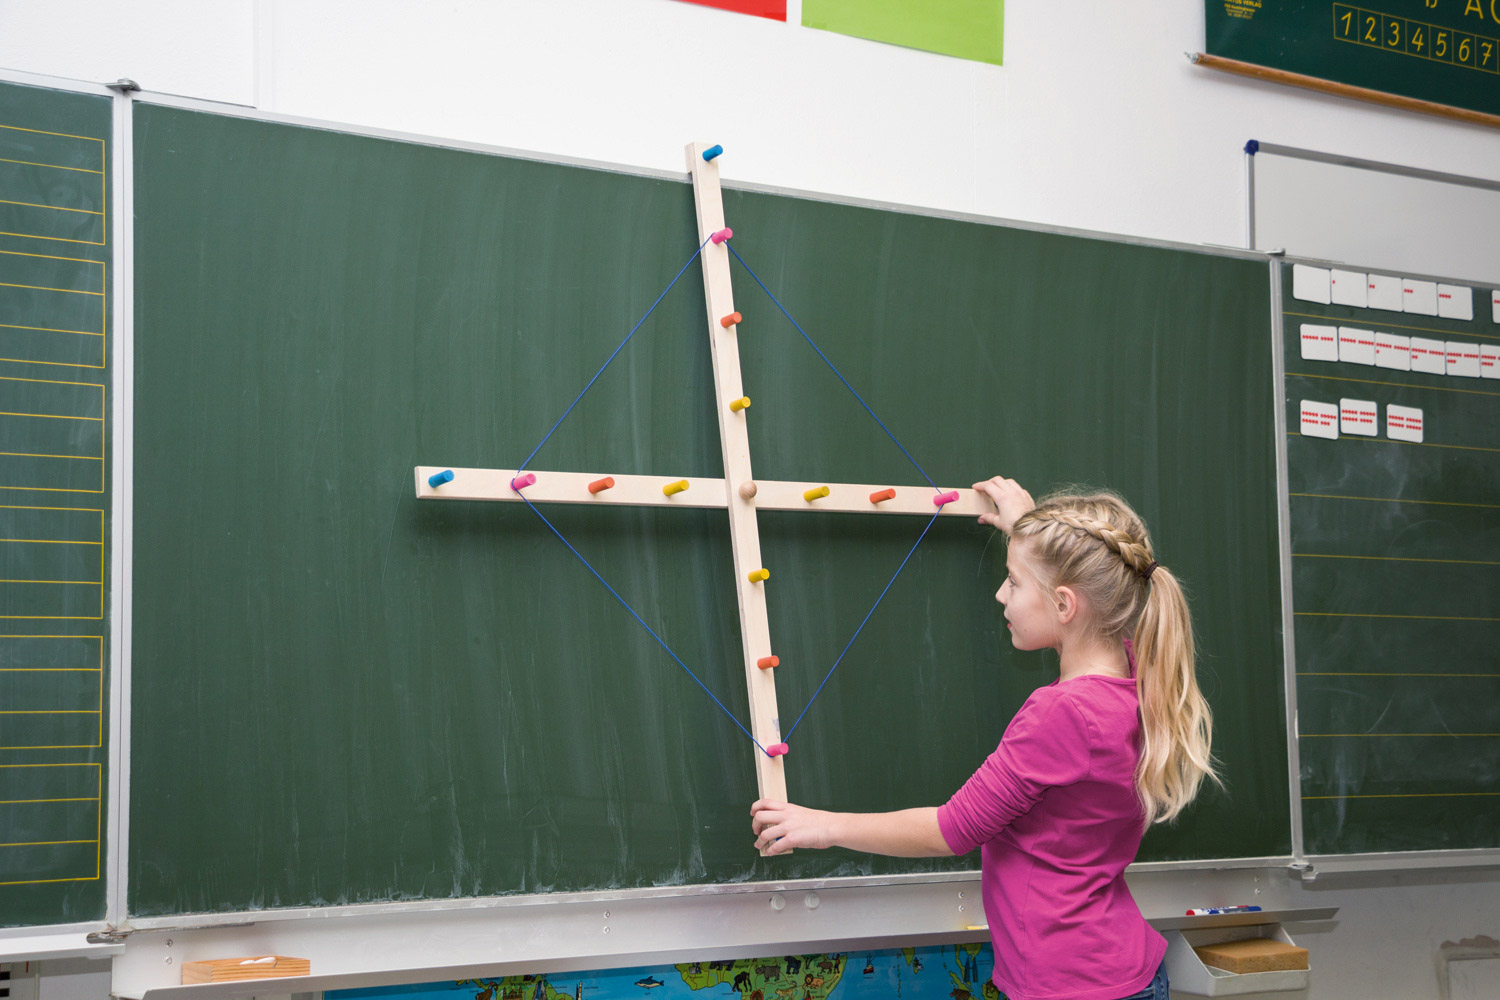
1054, 585, 1081, 625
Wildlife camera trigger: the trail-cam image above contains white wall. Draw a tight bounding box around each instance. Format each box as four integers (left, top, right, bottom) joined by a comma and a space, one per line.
2, 3, 1497, 998
4, 0, 1499, 253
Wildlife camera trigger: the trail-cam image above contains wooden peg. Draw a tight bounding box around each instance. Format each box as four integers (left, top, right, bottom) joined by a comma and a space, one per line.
738, 481, 758, 500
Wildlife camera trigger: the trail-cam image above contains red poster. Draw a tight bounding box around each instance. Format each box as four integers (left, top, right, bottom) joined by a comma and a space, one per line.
675, 0, 787, 21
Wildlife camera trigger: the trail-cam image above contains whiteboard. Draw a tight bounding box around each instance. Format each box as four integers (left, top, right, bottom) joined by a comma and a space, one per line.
1250, 143, 1500, 286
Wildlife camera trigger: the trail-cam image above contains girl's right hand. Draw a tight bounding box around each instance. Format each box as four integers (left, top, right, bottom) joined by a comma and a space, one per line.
751, 799, 835, 855
973, 476, 1035, 534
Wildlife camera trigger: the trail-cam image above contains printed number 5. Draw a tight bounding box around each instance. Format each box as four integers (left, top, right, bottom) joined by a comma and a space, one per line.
1435, 31, 1448, 57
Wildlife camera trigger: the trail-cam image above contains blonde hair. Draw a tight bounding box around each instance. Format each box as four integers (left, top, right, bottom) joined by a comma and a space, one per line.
1009, 490, 1219, 826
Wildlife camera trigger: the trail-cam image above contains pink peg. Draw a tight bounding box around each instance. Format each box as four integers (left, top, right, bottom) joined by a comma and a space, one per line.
766, 743, 789, 757
710, 228, 733, 244
511, 472, 536, 490
933, 490, 959, 507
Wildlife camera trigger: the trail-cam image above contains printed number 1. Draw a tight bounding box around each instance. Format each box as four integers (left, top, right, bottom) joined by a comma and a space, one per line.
1339, 10, 1353, 37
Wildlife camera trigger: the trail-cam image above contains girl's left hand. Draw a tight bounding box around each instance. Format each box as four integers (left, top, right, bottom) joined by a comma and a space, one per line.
973, 476, 1035, 533
751, 799, 835, 855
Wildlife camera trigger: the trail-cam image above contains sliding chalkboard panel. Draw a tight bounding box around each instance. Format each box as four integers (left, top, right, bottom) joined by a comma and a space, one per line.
1283, 262, 1500, 855
129, 103, 1287, 918
0, 80, 111, 929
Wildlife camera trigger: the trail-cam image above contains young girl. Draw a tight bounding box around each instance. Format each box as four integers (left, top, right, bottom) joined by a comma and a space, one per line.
750, 476, 1217, 1000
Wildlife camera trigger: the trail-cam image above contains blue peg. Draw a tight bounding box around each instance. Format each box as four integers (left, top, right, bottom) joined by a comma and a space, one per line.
702, 144, 724, 162
428, 469, 454, 488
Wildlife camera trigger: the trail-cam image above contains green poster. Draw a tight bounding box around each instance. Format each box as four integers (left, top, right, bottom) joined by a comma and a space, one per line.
803, 0, 1004, 66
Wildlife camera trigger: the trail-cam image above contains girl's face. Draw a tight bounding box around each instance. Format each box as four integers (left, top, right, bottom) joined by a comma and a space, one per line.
998, 539, 1063, 652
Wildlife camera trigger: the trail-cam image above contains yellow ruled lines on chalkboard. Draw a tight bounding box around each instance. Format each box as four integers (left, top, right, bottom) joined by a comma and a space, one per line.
1303, 792, 1500, 799
1288, 431, 1500, 456
1298, 672, 1500, 677
0, 200, 102, 217
1294, 552, 1500, 567
1284, 310, 1500, 344
1290, 491, 1500, 510
1287, 370, 1500, 398
1285, 309, 1500, 341
0, 156, 102, 175
1295, 612, 1500, 621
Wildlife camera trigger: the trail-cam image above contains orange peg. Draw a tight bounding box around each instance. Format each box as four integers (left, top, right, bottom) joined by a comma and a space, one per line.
720, 311, 742, 329
757, 655, 780, 670
870, 488, 897, 504
588, 477, 615, 494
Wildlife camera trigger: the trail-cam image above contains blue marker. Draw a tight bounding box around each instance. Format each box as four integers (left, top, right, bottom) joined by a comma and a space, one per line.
1185, 905, 1263, 916
428, 469, 454, 488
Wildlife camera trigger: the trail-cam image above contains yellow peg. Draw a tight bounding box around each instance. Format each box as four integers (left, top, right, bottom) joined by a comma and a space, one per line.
803, 485, 830, 502
663, 479, 689, 496
730, 396, 751, 413
747, 568, 770, 583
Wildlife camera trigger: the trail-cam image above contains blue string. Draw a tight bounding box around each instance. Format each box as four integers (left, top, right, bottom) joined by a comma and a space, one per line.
783, 510, 942, 741
518, 493, 770, 755
516, 236, 713, 475
725, 242, 938, 491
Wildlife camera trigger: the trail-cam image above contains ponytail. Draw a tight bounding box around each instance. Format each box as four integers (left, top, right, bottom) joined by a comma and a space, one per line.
1132, 564, 1219, 826
1010, 490, 1219, 827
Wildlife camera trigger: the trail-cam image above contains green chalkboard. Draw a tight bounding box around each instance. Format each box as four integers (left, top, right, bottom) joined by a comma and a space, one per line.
1282, 263, 1500, 855
128, 103, 1289, 919
0, 80, 112, 929
1207, 0, 1500, 117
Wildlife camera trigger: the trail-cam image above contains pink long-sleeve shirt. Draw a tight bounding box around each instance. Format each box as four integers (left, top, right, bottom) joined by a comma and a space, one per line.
936, 675, 1165, 1000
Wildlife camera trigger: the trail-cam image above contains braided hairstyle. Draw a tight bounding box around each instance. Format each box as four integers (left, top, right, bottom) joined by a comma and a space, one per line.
1010, 490, 1218, 827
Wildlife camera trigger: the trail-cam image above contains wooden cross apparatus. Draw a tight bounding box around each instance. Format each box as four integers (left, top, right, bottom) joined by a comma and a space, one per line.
414, 142, 988, 812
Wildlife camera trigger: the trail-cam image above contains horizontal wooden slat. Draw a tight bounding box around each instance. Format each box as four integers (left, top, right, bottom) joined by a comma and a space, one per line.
415, 467, 991, 517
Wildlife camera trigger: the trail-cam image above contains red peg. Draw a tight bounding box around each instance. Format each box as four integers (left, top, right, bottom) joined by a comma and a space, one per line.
720, 311, 742, 329
766, 743, 789, 757
757, 655, 779, 670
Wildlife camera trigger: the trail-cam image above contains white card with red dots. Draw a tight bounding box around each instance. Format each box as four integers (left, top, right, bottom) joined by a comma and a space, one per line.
1368, 274, 1404, 312
1300, 324, 1338, 362
1447, 342, 1482, 378
1492, 289, 1500, 323
1437, 284, 1473, 321
1409, 337, 1447, 374
1386, 404, 1424, 443
1402, 280, 1438, 316
1482, 344, 1500, 380
1330, 269, 1367, 308
1292, 265, 1331, 304
1300, 400, 1339, 440
1375, 332, 1411, 371
1339, 398, 1378, 436
1338, 327, 1376, 366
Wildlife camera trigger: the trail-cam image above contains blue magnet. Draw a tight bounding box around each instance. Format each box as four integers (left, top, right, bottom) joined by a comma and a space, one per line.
702, 144, 724, 162
428, 469, 455, 488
